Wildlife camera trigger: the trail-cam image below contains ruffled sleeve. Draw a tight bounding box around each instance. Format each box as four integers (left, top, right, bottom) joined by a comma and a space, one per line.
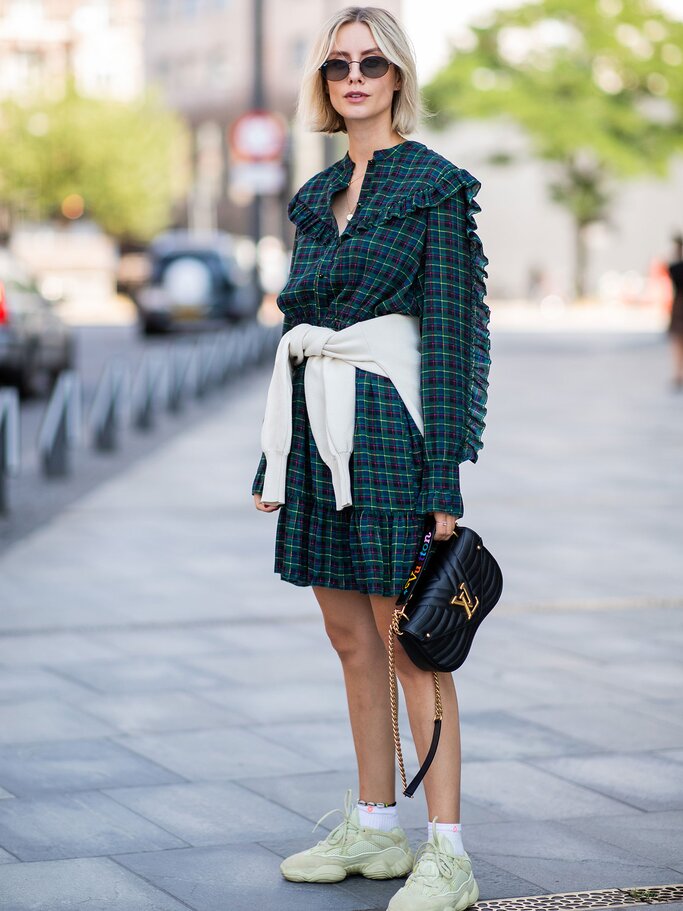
413, 169, 491, 517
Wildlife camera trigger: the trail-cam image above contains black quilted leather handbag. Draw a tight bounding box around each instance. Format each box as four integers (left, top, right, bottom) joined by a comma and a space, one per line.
389, 518, 503, 797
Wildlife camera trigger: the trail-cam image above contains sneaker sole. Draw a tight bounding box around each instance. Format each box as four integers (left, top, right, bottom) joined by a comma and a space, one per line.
281, 848, 414, 883
456, 878, 479, 911
387, 873, 480, 911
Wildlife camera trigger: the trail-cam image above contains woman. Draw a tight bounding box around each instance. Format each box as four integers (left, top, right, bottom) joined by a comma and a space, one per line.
252, 7, 490, 911
668, 233, 683, 390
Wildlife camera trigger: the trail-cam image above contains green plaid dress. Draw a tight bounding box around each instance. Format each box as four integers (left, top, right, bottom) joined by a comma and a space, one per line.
252, 139, 491, 596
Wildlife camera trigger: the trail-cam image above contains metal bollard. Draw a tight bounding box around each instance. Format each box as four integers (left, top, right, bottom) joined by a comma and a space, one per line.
132, 352, 164, 431
0, 387, 20, 514
167, 344, 191, 414
194, 337, 215, 399
90, 360, 127, 452
219, 331, 239, 381
37, 371, 82, 478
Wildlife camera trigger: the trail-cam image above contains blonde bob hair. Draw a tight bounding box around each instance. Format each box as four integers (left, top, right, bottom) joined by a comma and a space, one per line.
296, 6, 426, 135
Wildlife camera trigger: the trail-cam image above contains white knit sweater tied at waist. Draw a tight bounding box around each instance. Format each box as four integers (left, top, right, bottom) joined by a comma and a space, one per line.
259, 313, 423, 511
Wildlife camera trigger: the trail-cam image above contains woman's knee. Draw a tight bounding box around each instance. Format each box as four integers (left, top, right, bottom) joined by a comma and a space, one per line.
323, 615, 374, 659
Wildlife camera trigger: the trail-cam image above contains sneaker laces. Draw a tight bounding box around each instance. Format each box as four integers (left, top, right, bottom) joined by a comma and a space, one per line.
310, 787, 359, 848
410, 816, 463, 883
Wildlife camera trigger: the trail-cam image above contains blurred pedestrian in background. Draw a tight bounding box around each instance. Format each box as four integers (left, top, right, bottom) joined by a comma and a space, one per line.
252, 5, 489, 911
667, 232, 683, 390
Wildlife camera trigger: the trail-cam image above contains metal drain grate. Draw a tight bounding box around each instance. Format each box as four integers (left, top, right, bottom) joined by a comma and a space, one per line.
474, 883, 683, 910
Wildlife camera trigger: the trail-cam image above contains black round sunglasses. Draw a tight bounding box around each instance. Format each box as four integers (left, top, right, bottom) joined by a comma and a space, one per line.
320, 56, 392, 82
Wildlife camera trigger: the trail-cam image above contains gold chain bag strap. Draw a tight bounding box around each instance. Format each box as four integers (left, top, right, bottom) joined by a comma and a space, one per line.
389, 521, 442, 798
388, 516, 503, 799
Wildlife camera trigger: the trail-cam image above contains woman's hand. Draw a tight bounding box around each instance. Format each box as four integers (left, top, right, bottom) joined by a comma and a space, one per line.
253, 493, 281, 513
432, 511, 458, 541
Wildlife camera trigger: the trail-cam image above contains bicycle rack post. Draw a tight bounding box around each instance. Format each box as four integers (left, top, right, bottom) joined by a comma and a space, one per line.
0, 387, 20, 514
37, 371, 82, 478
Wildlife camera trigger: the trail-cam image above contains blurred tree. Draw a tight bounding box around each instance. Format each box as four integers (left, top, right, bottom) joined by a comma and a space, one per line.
423, 0, 683, 298
0, 80, 190, 242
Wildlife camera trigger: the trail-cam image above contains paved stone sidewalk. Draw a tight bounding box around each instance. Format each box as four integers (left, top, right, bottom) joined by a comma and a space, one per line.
0, 330, 682, 911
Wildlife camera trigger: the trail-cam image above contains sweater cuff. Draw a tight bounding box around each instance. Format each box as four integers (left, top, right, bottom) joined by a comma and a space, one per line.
251, 452, 267, 497
417, 460, 463, 517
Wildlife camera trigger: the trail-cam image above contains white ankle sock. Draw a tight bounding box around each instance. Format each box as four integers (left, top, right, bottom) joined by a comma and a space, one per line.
428, 820, 464, 855
357, 801, 400, 831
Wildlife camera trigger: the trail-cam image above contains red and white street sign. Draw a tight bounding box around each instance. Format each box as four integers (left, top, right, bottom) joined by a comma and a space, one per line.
229, 110, 287, 163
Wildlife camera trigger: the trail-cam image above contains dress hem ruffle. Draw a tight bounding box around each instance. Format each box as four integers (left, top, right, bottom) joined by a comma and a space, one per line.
273, 498, 426, 598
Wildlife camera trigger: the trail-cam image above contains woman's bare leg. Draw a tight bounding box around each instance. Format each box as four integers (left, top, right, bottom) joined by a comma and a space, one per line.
672, 334, 683, 385
312, 585, 396, 804
369, 594, 462, 823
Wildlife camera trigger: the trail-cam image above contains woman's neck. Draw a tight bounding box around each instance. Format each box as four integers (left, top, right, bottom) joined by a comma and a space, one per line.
346, 124, 405, 164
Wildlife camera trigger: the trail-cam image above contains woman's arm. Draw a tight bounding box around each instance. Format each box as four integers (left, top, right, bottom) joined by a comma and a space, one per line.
417, 180, 490, 518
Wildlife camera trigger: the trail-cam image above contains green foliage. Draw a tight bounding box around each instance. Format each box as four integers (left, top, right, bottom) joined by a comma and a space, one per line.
425, 0, 683, 181
0, 81, 190, 241
423, 0, 683, 294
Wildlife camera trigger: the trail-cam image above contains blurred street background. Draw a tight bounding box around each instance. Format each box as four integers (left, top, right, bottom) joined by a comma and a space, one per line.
0, 1, 683, 909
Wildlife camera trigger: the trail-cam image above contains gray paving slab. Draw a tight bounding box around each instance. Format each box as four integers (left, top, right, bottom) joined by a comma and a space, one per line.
458, 663, 649, 712
54, 657, 224, 694
460, 759, 642, 820
508, 701, 683, 752
205, 619, 327, 652
0, 699, 114, 745
115, 843, 375, 911
79, 690, 247, 733
660, 749, 683, 764
0, 847, 16, 863
197, 680, 349, 723
0, 791, 188, 861
559, 810, 683, 867
181, 648, 342, 685
507, 609, 683, 663
474, 852, 682, 893
465, 817, 660, 865
456, 855, 548, 900
459, 709, 597, 760
117, 727, 327, 781
531, 752, 683, 812
0, 739, 185, 797
0, 856, 191, 910
250, 719, 413, 770
104, 780, 314, 846
0, 632, 122, 667
574, 657, 683, 701
0, 667, 94, 704
85, 626, 237, 659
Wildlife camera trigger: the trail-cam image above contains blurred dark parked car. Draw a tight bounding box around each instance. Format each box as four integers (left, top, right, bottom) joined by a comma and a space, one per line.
0, 248, 75, 397
133, 230, 261, 335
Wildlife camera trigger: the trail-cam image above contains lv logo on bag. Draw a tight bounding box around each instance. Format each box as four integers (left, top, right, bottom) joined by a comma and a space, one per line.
450, 582, 479, 620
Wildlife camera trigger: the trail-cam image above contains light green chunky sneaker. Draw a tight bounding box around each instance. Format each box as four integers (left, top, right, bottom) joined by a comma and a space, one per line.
387, 827, 479, 911
280, 788, 414, 884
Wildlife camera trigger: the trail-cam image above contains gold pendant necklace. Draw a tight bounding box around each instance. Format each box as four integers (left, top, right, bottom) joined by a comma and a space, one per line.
345, 187, 358, 221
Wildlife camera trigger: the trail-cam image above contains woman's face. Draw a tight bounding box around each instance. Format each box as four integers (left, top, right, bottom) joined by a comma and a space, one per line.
323, 22, 402, 131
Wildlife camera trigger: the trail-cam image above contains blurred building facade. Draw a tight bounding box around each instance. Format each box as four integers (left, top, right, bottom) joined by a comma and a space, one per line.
0, 0, 144, 101
143, 0, 401, 238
